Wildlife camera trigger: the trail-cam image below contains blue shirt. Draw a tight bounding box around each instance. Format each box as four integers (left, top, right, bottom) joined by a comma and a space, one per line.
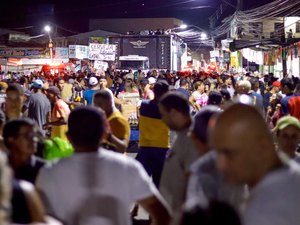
83, 89, 97, 105
176, 88, 190, 99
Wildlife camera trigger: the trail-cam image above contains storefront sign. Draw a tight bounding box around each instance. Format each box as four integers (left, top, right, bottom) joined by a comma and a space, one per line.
0, 48, 49, 58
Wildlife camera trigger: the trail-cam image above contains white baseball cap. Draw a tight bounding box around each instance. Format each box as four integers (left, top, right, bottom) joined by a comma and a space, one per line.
148, 77, 156, 85
89, 77, 98, 86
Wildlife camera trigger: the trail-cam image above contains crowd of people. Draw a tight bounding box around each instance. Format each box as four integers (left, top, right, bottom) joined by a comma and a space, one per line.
0, 67, 299, 225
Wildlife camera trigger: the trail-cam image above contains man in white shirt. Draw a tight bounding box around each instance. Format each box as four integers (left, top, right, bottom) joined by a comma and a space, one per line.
36, 106, 171, 225
210, 103, 300, 225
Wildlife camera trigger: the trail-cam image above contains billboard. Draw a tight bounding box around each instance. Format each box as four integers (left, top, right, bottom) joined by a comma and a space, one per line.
122, 37, 157, 68
108, 35, 172, 69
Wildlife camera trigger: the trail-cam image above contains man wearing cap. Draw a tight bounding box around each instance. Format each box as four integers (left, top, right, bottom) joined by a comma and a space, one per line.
43, 86, 70, 141
23, 79, 51, 136
83, 77, 100, 105
274, 116, 300, 161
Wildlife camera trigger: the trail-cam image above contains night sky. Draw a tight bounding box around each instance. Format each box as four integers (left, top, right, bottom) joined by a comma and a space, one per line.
0, 0, 274, 35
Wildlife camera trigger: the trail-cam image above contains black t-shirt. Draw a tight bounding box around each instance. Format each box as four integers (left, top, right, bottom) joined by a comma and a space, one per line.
12, 155, 46, 184
11, 179, 31, 224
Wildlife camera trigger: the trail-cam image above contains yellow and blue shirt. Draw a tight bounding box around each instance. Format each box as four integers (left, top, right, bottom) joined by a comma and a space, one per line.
139, 100, 170, 148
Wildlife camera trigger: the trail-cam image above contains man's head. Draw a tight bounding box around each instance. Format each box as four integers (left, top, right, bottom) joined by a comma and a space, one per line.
179, 78, 188, 89
32, 79, 44, 91
194, 81, 205, 93
207, 91, 222, 106
191, 106, 221, 155
153, 80, 169, 100
275, 116, 300, 158
90, 76, 99, 88
67, 106, 105, 149
148, 77, 156, 89
236, 80, 251, 95
158, 92, 190, 131
3, 118, 39, 156
249, 77, 259, 92
210, 103, 277, 187
93, 90, 113, 117
5, 84, 25, 116
55, 78, 65, 92
46, 86, 61, 103
280, 77, 294, 94
97, 76, 109, 89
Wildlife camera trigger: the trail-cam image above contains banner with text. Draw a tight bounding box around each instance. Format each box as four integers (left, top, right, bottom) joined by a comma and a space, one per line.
88, 44, 116, 61
69, 45, 89, 59
54, 47, 69, 59
94, 60, 108, 71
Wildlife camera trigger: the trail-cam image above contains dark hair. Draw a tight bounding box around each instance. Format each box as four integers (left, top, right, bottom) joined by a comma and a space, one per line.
153, 80, 169, 99
53, 77, 64, 86
94, 89, 112, 102
76, 76, 85, 83
281, 77, 294, 91
181, 201, 241, 225
98, 76, 106, 80
192, 106, 221, 144
220, 89, 231, 101
249, 77, 259, 90
180, 78, 188, 87
159, 92, 190, 115
207, 91, 222, 106
3, 118, 36, 148
6, 83, 24, 95
67, 106, 105, 147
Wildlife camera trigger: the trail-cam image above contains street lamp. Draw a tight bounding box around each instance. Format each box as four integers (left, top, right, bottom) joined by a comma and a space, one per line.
44, 25, 51, 33
44, 25, 53, 62
179, 24, 188, 29
200, 32, 208, 40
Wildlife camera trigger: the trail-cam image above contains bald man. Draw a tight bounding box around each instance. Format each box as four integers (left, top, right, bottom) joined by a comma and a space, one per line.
210, 103, 300, 225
